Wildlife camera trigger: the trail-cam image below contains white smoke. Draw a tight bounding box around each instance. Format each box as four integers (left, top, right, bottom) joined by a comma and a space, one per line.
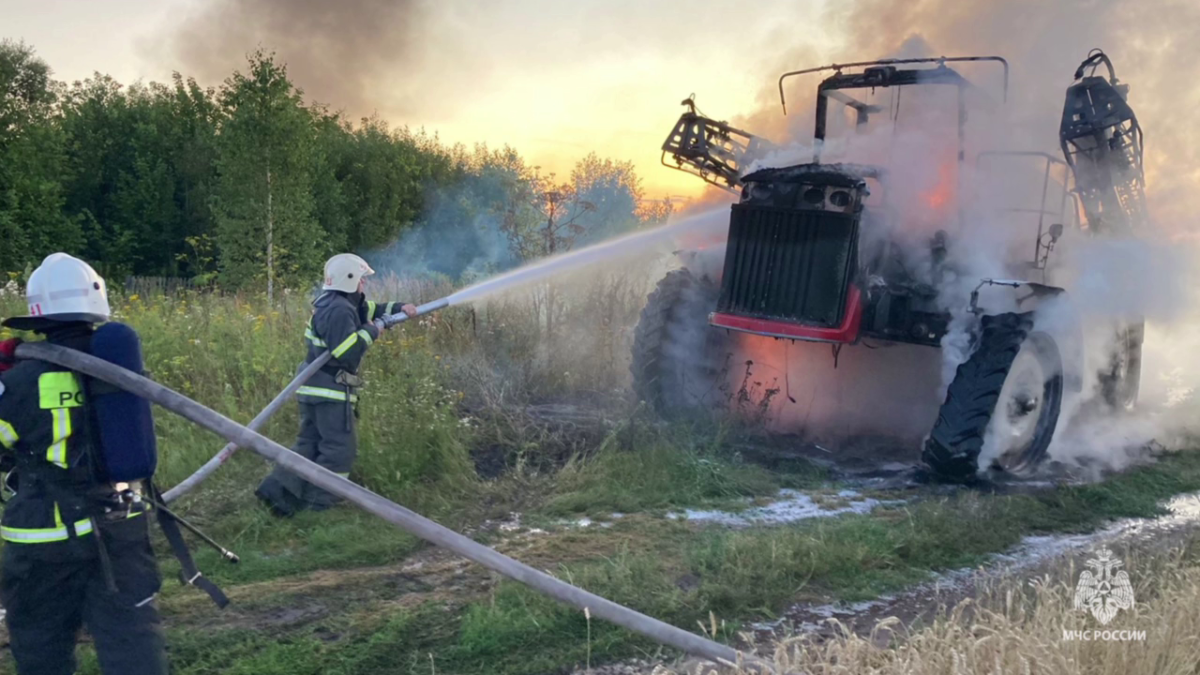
705, 38, 1200, 479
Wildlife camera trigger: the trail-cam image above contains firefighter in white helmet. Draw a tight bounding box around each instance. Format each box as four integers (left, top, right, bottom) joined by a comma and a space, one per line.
255, 254, 416, 516
0, 253, 169, 674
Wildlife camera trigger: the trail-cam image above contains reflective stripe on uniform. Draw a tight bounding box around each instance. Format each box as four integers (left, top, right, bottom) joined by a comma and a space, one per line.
0, 419, 18, 449
367, 301, 377, 319
296, 386, 358, 403
331, 332, 359, 358
385, 302, 398, 315
1, 511, 143, 544
305, 318, 327, 348
46, 408, 70, 468
1, 518, 94, 543
357, 329, 373, 346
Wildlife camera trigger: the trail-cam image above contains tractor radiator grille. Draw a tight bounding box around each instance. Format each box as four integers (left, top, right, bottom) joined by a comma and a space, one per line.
716, 204, 858, 327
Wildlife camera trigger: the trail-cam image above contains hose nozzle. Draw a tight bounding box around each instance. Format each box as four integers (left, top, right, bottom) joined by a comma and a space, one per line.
376, 297, 452, 330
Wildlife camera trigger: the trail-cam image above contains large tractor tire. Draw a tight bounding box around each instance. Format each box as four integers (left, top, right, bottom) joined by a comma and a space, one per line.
1098, 321, 1143, 410
923, 313, 1064, 482
630, 268, 731, 416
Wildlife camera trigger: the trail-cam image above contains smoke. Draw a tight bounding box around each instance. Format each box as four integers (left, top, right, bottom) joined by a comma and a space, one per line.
166, 0, 428, 117
679, 0, 1200, 477
363, 177, 521, 285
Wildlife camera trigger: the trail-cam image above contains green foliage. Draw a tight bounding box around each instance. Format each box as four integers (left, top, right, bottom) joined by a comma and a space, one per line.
0, 39, 75, 272
0, 41, 668, 292
212, 50, 324, 292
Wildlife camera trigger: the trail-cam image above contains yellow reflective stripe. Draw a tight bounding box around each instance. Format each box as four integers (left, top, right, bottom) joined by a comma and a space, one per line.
0, 507, 143, 544
38, 372, 83, 409
1, 517, 94, 544
0, 419, 18, 449
331, 333, 359, 358
357, 329, 374, 346
305, 328, 327, 348
46, 408, 70, 468
367, 301, 377, 319
386, 302, 398, 315
297, 386, 349, 402
305, 317, 327, 347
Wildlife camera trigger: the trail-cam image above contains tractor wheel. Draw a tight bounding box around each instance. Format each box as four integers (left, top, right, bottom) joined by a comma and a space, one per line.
630, 268, 730, 416
923, 313, 1064, 482
1099, 321, 1143, 410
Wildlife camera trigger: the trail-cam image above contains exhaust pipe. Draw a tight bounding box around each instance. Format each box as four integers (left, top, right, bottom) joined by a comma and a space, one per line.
15, 340, 757, 671
163, 297, 452, 504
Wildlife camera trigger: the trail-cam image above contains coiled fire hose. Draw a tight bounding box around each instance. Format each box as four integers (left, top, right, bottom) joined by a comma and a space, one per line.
162, 298, 451, 504
13, 340, 763, 672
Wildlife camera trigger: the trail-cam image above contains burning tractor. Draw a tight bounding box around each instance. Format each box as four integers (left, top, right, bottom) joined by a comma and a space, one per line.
632, 51, 1147, 482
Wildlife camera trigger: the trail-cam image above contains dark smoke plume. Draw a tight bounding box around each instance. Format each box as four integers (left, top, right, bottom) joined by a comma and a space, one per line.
169, 0, 426, 118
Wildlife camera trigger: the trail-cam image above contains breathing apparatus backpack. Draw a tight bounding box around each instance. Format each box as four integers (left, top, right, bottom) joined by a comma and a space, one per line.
89, 322, 158, 482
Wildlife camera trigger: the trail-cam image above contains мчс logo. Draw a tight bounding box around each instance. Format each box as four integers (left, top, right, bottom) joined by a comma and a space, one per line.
1073, 548, 1135, 625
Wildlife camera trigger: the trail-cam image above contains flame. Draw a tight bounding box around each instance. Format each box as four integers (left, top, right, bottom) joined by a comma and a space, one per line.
922, 161, 956, 211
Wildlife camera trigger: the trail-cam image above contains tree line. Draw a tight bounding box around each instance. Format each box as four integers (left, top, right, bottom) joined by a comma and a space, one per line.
0, 41, 671, 296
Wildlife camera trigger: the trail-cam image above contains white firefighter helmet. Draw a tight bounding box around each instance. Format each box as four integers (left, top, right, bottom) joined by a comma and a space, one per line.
3, 253, 111, 330
322, 253, 375, 293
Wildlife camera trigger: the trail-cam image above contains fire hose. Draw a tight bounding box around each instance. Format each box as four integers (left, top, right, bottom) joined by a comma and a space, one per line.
162, 298, 451, 504
13, 341, 762, 671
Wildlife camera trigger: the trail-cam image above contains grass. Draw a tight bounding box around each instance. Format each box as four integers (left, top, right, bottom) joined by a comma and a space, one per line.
39, 449, 1196, 675
1, 282, 1199, 674
680, 536, 1200, 675
541, 420, 813, 517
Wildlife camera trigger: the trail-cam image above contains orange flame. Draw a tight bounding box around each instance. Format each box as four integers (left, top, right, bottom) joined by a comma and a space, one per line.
922, 161, 956, 211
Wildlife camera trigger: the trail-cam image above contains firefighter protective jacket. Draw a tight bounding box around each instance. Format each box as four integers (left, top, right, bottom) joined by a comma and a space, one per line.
0, 327, 140, 550
297, 292, 405, 404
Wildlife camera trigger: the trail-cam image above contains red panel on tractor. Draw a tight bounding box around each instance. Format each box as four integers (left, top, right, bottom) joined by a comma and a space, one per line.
709, 285, 863, 344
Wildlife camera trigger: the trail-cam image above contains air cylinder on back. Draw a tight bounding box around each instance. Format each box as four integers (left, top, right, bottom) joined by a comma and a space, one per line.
90, 322, 157, 482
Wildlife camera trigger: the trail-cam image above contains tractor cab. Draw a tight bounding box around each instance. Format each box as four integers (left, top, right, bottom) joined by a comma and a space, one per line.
707, 57, 1012, 347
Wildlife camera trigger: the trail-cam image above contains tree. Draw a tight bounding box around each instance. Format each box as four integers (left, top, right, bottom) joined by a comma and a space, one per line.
0, 40, 78, 273
53, 72, 221, 279
212, 50, 323, 299
569, 153, 645, 241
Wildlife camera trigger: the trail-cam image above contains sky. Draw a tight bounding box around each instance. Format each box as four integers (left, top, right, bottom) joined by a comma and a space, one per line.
1, 0, 839, 202
5, 0, 1198, 225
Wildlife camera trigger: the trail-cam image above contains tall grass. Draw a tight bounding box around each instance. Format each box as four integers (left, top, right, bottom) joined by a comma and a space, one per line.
0, 263, 663, 504
659, 540, 1200, 675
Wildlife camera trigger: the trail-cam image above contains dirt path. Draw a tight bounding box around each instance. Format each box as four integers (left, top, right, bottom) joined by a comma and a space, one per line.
600, 490, 1200, 675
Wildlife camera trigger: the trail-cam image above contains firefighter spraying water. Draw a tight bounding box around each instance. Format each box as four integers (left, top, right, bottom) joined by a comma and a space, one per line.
255, 253, 417, 517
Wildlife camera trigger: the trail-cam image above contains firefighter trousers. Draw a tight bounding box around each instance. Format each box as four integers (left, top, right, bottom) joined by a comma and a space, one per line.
256, 401, 357, 514
0, 516, 167, 675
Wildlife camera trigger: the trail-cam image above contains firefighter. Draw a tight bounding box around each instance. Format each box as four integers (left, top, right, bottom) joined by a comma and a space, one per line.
0, 253, 168, 675
255, 254, 416, 516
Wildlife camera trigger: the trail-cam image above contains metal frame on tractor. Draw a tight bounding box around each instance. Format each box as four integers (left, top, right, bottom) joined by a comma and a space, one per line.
705, 56, 1051, 349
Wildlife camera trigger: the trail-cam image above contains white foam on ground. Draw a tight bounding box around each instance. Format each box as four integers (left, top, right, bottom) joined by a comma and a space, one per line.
667, 489, 901, 528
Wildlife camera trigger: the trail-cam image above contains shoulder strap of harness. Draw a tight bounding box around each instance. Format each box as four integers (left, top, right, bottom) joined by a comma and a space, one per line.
147, 481, 229, 609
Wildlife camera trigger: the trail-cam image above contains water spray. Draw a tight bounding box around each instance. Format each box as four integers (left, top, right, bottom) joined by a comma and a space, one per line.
165, 211, 726, 502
